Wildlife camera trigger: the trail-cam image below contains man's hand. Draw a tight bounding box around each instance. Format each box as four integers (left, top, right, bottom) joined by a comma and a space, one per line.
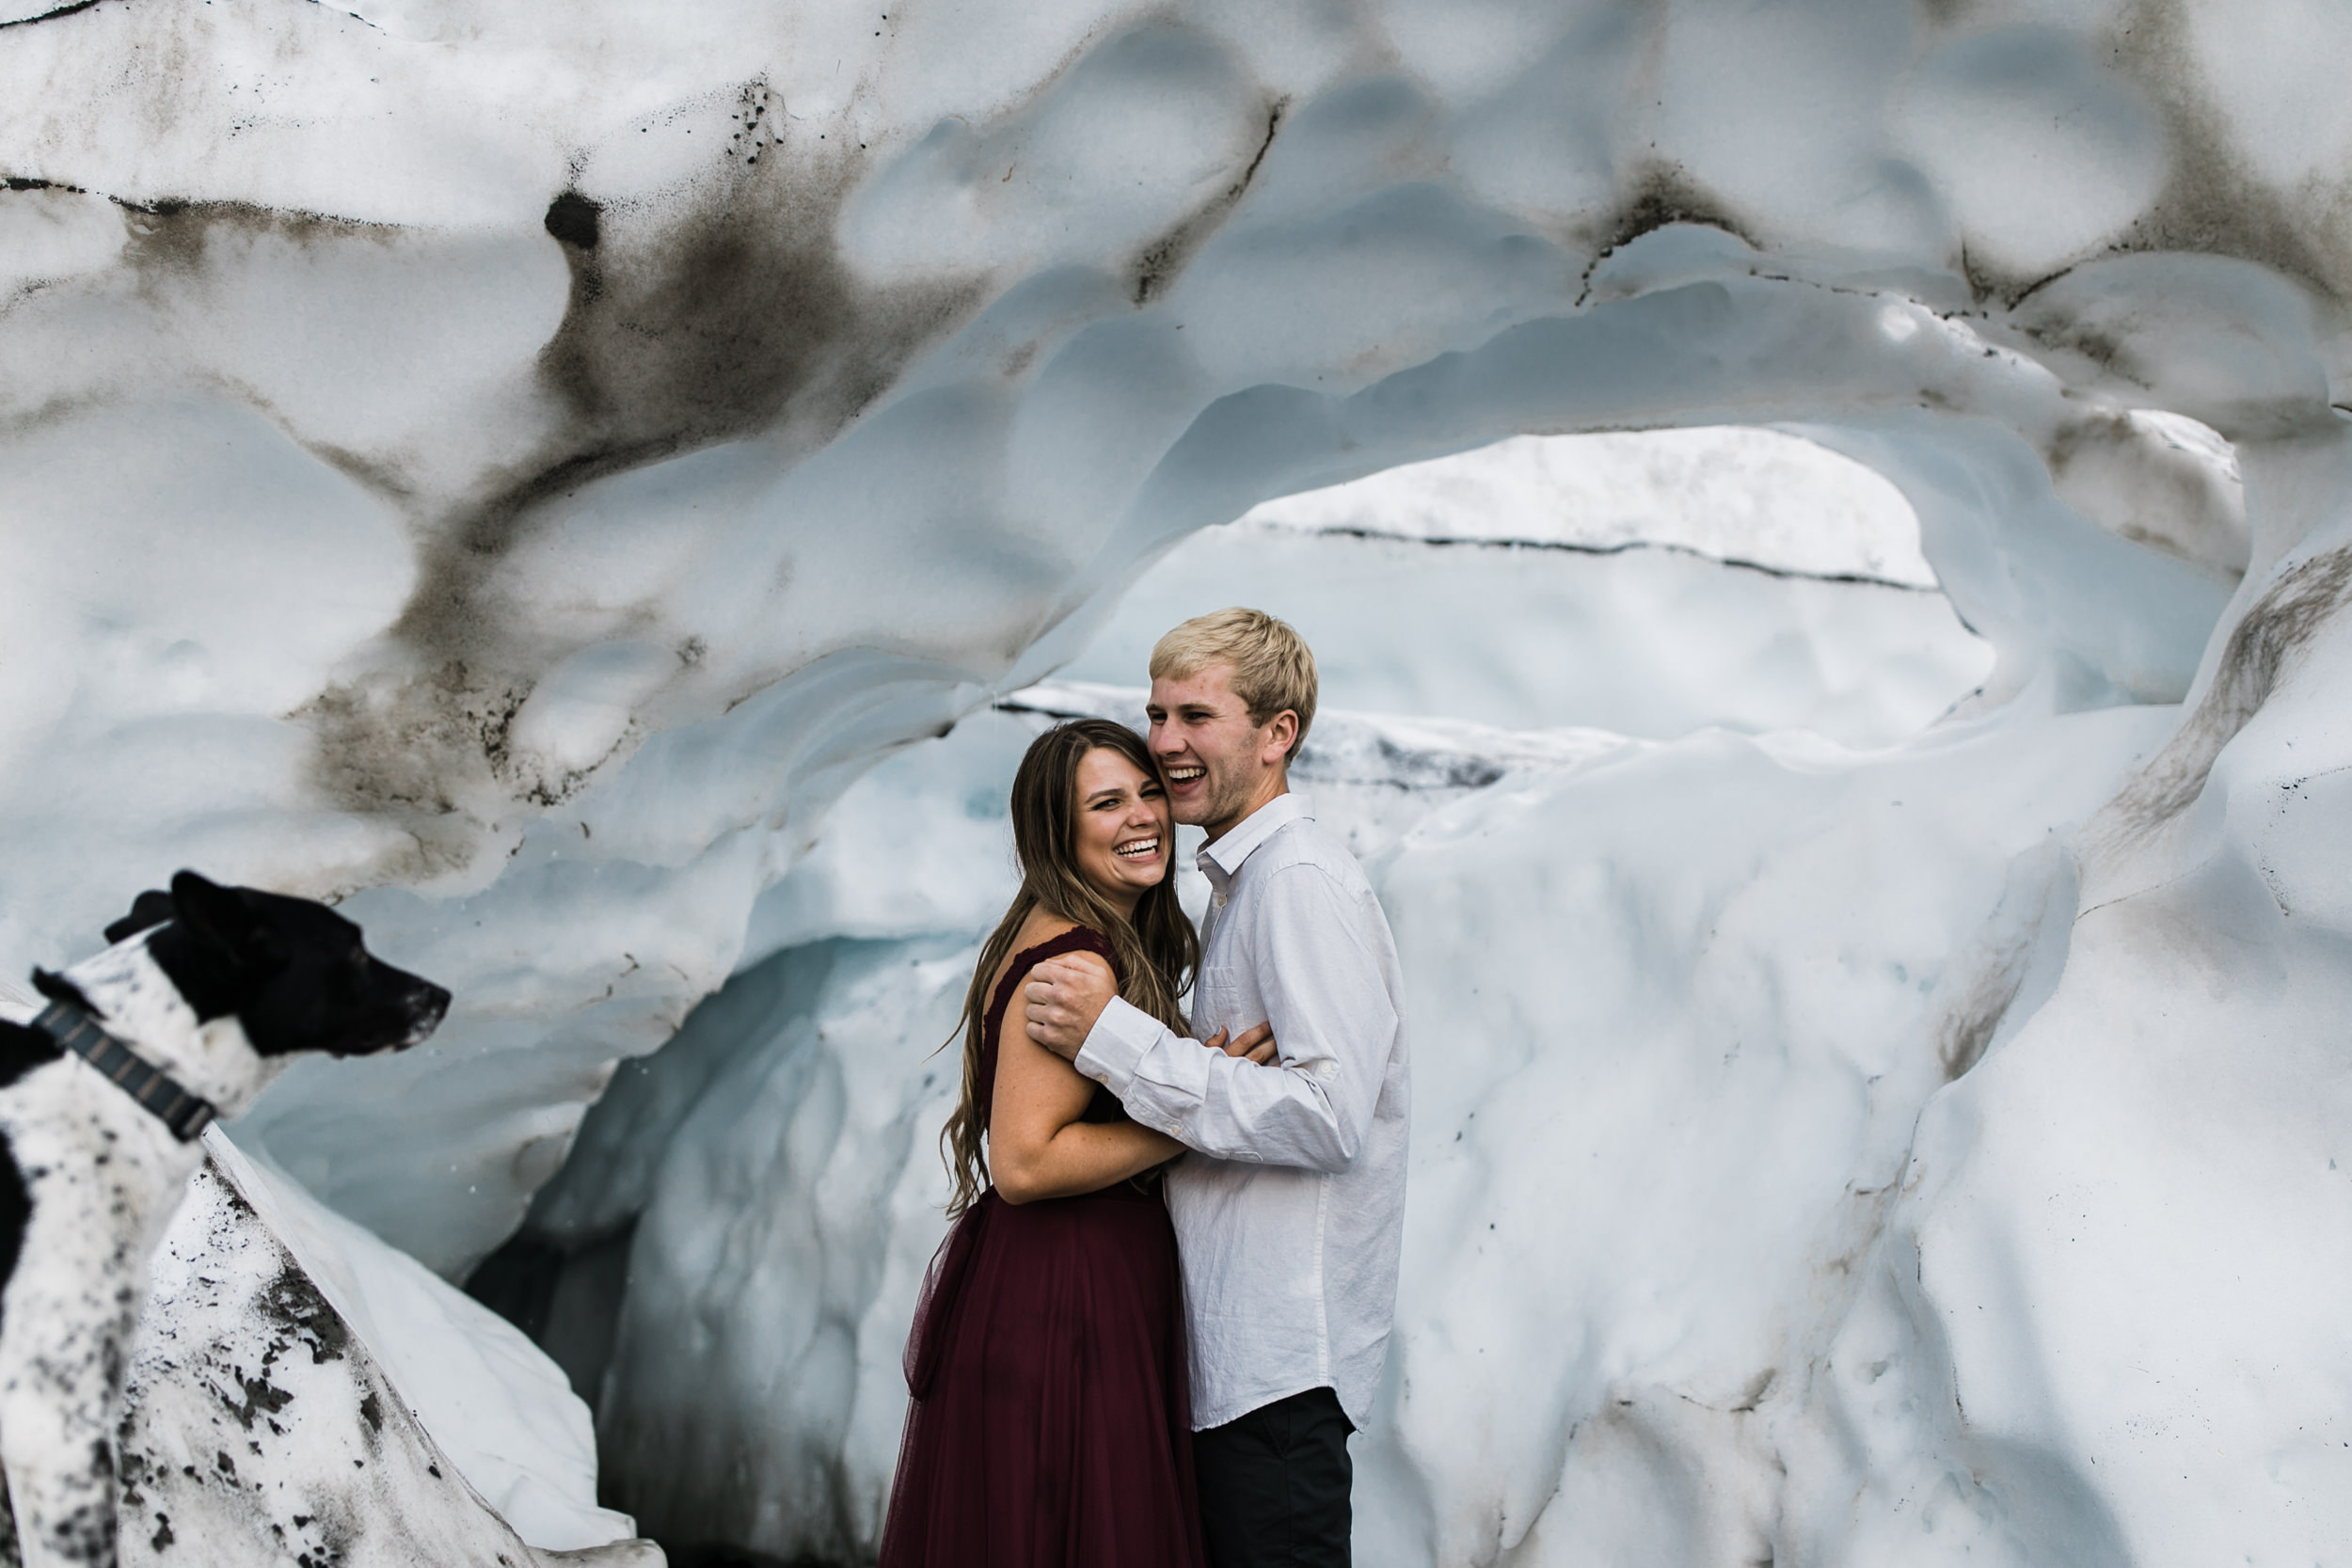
1202, 1021, 1279, 1065
1025, 952, 1119, 1059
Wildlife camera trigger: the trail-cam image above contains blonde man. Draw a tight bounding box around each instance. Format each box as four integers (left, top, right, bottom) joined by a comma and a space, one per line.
1026, 609, 1409, 1568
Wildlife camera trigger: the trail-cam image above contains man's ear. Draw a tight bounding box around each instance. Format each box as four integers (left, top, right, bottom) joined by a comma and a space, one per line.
1263, 709, 1299, 765
169, 871, 283, 969
103, 889, 177, 946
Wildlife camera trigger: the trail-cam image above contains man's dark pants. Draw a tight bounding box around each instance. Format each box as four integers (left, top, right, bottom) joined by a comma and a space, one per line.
1194, 1386, 1353, 1568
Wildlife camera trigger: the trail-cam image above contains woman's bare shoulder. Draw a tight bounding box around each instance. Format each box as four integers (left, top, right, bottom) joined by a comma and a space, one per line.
1011, 911, 1083, 953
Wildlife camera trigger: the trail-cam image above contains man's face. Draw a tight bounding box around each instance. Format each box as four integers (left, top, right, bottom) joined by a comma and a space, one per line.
1146, 662, 1292, 835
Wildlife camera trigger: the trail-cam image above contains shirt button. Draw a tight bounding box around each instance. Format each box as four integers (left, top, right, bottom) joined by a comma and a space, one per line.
1213, 893, 1227, 909
1167, 1122, 1182, 1135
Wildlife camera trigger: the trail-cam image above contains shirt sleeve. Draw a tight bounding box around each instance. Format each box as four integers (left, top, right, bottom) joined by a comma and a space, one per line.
1073, 863, 1397, 1173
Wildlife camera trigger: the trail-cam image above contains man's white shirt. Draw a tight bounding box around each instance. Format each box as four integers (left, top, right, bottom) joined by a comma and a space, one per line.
1075, 792, 1409, 1432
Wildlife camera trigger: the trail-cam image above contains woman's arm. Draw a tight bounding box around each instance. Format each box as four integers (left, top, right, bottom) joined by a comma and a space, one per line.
990, 972, 1181, 1205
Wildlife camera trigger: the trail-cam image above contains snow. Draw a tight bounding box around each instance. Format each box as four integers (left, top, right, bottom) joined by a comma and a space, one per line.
2, 0, 2351, 1561
118, 1136, 657, 1566
197, 1132, 640, 1554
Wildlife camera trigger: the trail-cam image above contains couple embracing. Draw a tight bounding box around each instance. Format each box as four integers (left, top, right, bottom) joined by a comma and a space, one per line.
880, 610, 1410, 1568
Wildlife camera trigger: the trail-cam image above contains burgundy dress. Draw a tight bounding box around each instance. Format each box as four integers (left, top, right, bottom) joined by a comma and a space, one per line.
879, 927, 1206, 1568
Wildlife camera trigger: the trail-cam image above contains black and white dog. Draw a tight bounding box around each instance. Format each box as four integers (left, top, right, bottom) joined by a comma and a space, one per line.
0, 872, 449, 1568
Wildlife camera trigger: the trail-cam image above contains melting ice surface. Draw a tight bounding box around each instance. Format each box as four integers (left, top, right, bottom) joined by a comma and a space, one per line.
5, 0, 2352, 1561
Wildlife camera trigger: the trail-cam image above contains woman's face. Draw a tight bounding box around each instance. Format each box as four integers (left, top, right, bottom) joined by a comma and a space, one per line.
1071, 746, 1172, 911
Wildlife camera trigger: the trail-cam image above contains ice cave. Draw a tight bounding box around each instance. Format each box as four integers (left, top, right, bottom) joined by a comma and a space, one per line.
2, 0, 2348, 1562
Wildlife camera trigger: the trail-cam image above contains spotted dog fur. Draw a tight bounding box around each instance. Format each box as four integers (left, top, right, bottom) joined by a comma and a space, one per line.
0, 873, 447, 1568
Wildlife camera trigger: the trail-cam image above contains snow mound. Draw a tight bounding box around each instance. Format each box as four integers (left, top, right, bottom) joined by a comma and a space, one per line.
118, 1135, 657, 1565
200, 1132, 641, 1553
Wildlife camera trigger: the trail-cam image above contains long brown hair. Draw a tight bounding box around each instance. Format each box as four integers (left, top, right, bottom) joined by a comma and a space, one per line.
939, 720, 1198, 1215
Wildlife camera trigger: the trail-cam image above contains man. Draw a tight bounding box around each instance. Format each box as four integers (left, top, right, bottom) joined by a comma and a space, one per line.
1025, 608, 1409, 1568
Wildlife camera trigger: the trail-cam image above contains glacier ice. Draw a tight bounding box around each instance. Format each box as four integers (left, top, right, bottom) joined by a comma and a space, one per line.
5, 0, 2352, 1561
515, 649, 2187, 1562
1056, 433, 1994, 746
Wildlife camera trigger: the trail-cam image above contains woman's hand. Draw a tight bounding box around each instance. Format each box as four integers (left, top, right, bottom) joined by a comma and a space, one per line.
1201, 1021, 1279, 1065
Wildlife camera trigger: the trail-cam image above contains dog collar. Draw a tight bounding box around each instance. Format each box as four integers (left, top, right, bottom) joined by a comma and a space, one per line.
33, 999, 217, 1142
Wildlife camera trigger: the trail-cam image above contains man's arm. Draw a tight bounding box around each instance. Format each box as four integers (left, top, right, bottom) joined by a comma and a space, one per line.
1029, 864, 1396, 1172
1021, 952, 1276, 1063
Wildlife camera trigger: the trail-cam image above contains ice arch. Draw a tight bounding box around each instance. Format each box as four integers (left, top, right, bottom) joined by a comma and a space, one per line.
1056, 426, 1997, 745
5, 0, 2352, 1562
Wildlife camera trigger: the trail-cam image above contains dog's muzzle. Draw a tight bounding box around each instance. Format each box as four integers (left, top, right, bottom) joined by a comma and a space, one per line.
34, 1000, 217, 1142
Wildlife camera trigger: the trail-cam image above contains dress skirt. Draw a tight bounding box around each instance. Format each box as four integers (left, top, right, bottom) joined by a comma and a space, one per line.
881, 1184, 1204, 1567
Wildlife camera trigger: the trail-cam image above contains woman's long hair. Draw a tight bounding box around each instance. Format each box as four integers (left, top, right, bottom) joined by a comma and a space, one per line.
939, 720, 1198, 1216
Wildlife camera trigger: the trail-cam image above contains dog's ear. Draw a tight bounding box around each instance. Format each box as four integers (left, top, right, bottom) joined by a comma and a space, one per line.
169, 871, 287, 971
103, 889, 178, 946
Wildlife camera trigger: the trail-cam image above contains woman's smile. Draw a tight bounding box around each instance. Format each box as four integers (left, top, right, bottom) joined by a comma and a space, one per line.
1073, 747, 1174, 911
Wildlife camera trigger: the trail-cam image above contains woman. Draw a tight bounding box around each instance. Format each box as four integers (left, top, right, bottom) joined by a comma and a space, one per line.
879, 719, 1269, 1568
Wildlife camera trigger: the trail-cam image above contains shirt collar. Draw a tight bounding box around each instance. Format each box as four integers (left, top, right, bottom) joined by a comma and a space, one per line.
1197, 791, 1312, 889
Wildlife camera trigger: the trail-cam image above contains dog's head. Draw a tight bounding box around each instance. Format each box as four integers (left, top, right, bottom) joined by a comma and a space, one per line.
93, 871, 450, 1058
